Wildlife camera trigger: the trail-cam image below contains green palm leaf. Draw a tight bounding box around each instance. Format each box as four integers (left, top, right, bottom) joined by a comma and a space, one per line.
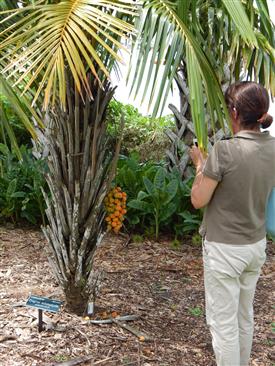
221, 0, 258, 46
0, 101, 22, 159
0, 73, 44, 158
129, 0, 275, 151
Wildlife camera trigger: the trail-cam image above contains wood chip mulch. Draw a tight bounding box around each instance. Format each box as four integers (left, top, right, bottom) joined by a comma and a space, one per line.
0, 225, 274, 366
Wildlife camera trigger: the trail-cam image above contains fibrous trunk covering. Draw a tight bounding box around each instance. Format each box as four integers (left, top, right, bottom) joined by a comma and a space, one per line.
166, 67, 229, 178
41, 76, 118, 315
165, 70, 195, 179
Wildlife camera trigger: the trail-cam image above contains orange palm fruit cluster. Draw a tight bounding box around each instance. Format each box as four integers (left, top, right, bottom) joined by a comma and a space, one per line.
104, 186, 127, 234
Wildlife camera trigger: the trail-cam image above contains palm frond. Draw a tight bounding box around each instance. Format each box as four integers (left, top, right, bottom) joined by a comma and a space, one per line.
0, 0, 137, 109
221, 0, 258, 47
0, 99, 22, 159
0, 73, 44, 132
129, 0, 230, 149
129, 0, 275, 150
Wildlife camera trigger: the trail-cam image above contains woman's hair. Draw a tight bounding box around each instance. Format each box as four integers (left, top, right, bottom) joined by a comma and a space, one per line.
225, 81, 273, 129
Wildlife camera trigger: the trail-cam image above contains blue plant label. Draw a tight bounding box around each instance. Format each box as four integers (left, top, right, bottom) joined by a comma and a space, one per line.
26, 295, 63, 313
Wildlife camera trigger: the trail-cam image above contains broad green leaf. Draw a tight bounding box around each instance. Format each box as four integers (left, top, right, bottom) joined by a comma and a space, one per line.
153, 167, 166, 190
11, 191, 26, 198
159, 202, 177, 222
179, 211, 201, 224
137, 191, 148, 200
182, 223, 199, 233
164, 179, 178, 204
143, 176, 155, 196
127, 215, 140, 225
128, 199, 152, 213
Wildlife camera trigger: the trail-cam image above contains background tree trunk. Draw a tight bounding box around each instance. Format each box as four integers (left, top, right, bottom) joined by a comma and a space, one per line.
165, 70, 195, 179
166, 67, 231, 178
41, 74, 120, 315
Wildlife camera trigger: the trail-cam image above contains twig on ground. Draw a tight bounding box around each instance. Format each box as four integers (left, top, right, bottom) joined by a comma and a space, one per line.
21, 353, 45, 362
122, 233, 132, 247
47, 355, 113, 366
113, 319, 151, 341
72, 326, 91, 346
0, 335, 17, 343
89, 315, 139, 324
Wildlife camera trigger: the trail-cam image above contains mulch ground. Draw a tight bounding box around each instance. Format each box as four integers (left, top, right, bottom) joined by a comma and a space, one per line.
0, 225, 274, 366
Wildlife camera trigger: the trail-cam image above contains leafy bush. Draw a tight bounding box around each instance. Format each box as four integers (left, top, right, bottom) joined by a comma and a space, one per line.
128, 167, 178, 239
168, 169, 203, 238
0, 144, 48, 225
106, 100, 173, 161
115, 153, 162, 200
115, 153, 162, 226
115, 154, 202, 239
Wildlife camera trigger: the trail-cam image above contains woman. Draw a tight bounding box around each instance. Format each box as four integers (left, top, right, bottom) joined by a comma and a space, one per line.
189, 81, 275, 366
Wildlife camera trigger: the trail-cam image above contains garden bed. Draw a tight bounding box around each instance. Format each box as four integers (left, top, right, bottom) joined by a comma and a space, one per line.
0, 225, 274, 366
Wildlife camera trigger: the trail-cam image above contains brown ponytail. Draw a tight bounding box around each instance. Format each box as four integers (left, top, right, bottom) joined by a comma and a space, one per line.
258, 113, 273, 129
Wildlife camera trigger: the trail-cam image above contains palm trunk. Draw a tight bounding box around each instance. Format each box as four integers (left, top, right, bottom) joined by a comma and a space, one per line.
41, 74, 120, 315
165, 70, 195, 179
166, 67, 230, 178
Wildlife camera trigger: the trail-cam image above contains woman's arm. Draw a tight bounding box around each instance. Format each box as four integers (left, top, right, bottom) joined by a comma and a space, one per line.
189, 146, 219, 209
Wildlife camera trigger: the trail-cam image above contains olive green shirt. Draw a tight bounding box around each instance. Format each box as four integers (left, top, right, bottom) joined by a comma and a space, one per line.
200, 131, 275, 244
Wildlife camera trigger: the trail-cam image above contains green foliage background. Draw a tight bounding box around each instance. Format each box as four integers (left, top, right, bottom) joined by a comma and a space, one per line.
0, 96, 202, 237
106, 100, 174, 161
116, 154, 202, 239
0, 144, 48, 225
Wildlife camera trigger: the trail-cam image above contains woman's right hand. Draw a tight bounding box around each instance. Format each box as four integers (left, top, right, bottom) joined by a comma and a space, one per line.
189, 146, 207, 173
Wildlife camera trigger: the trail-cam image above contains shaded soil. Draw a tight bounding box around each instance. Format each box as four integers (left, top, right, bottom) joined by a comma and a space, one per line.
0, 225, 274, 366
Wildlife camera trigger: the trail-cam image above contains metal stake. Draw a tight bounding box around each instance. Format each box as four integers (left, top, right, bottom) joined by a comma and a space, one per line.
38, 309, 43, 332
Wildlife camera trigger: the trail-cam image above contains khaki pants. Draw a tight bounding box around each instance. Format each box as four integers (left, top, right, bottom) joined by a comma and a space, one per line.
203, 238, 266, 366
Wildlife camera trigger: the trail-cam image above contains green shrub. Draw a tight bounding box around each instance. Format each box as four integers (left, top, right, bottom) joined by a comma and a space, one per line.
168, 168, 203, 238
115, 153, 162, 227
128, 167, 178, 239
132, 234, 144, 244
188, 306, 203, 317
115, 154, 202, 239
0, 144, 48, 225
0, 94, 31, 147
106, 100, 173, 161
115, 153, 162, 199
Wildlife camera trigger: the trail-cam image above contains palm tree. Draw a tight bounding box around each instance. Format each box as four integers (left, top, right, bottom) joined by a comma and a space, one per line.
129, 0, 275, 163
0, 0, 136, 315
